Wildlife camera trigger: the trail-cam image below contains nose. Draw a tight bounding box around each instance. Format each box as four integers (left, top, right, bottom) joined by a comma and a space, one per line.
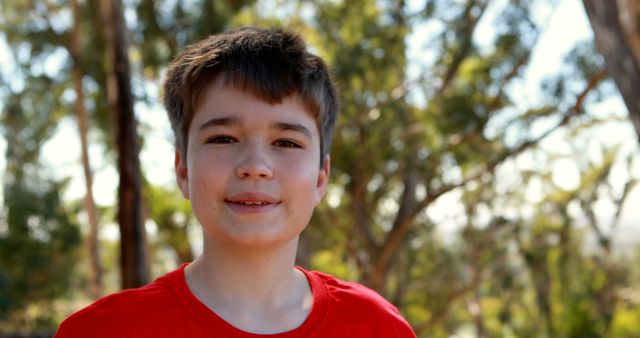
235, 142, 273, 179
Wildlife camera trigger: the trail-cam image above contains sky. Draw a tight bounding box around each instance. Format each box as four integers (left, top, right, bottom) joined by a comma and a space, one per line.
0, 0, 639, 251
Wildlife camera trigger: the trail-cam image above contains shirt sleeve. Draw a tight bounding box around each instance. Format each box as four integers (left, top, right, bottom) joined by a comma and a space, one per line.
53, 320, 73, 338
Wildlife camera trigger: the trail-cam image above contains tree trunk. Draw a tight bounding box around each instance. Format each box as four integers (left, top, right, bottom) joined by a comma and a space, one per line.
70, 0, 103, 299
469, 291, 487, 338
99, 0, 149, 289
583, 0, 640, 144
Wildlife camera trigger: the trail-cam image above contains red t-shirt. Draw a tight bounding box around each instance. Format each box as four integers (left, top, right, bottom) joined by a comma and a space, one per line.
55, 264, 416, 337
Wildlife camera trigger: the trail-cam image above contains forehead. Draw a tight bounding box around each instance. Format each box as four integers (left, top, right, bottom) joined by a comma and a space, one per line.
191, 78, 319, 133
197, 73, 319, 113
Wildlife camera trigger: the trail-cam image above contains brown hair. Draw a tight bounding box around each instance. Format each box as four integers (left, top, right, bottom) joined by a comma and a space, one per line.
163, 27, 339, 168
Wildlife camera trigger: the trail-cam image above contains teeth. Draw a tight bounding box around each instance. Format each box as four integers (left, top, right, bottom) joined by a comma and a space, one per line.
241, 201, 265, 205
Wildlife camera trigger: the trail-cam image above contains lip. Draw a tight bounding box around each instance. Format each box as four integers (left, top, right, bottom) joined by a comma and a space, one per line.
225, 192, 281, 214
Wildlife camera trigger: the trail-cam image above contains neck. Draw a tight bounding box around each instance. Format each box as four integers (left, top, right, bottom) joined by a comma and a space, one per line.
185, 234, 310, 318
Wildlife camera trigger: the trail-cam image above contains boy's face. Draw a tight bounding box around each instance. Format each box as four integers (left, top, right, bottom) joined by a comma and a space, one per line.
176, 78, 329, 249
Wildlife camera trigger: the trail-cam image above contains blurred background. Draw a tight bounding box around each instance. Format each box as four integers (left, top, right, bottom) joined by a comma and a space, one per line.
1, 0, 640, 337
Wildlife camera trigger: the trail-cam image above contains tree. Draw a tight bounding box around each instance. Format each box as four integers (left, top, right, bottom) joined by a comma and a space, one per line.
98, 0, 149, 289
305, 0, 559, 293
70, 0, 103, 299
289, 1, 639, 336
0, 0, 118, 307
583, 0, 640, 144
0, 72, 81, 331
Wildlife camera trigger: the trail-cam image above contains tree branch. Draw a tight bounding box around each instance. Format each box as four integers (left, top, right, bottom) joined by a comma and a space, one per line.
365, 67, 607, 292
437, 0, 490, 95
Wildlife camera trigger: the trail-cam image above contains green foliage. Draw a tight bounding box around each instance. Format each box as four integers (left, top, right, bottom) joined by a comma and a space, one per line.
0, 178, 81, 326
133, 0, 257, 79
144, 182, 194, 265
0, 76, 80, 330
611, 305, 640, 338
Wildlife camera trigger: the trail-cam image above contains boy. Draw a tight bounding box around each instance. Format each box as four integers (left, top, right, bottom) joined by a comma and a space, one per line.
55, 27, 416, 337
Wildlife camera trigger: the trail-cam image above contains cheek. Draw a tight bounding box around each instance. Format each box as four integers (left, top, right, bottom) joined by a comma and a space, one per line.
282, 167, 322, 208
189, 155, 225, 200
281, 161, 318, 185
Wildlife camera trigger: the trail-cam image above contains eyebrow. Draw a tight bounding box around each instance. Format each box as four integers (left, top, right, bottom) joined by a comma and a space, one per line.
270, 122, 313, 139
198, 117, 241, 132
198, 116, 313, 139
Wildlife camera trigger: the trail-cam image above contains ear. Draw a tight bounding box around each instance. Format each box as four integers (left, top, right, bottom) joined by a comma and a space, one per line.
175, 150, 190, 199
314, 155, 330, 205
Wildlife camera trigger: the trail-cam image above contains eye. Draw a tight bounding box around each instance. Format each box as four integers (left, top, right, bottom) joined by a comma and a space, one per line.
273, 139, 302, 148
206, 135, 237, 144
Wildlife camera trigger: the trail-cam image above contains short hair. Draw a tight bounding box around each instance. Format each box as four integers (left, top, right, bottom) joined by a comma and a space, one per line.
163, 27, 339, 168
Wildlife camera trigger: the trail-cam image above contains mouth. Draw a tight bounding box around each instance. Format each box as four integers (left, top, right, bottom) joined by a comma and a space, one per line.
225, 192, 280, 213
230, 201, 271, 206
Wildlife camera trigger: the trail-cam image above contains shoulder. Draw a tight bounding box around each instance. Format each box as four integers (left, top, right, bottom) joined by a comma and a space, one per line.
306, 270, 416, 337
310, 270, 396, 312
55, 269, 180, 337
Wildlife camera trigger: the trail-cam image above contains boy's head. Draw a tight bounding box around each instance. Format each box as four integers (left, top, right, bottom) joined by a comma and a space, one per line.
163, 27, 339, 168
